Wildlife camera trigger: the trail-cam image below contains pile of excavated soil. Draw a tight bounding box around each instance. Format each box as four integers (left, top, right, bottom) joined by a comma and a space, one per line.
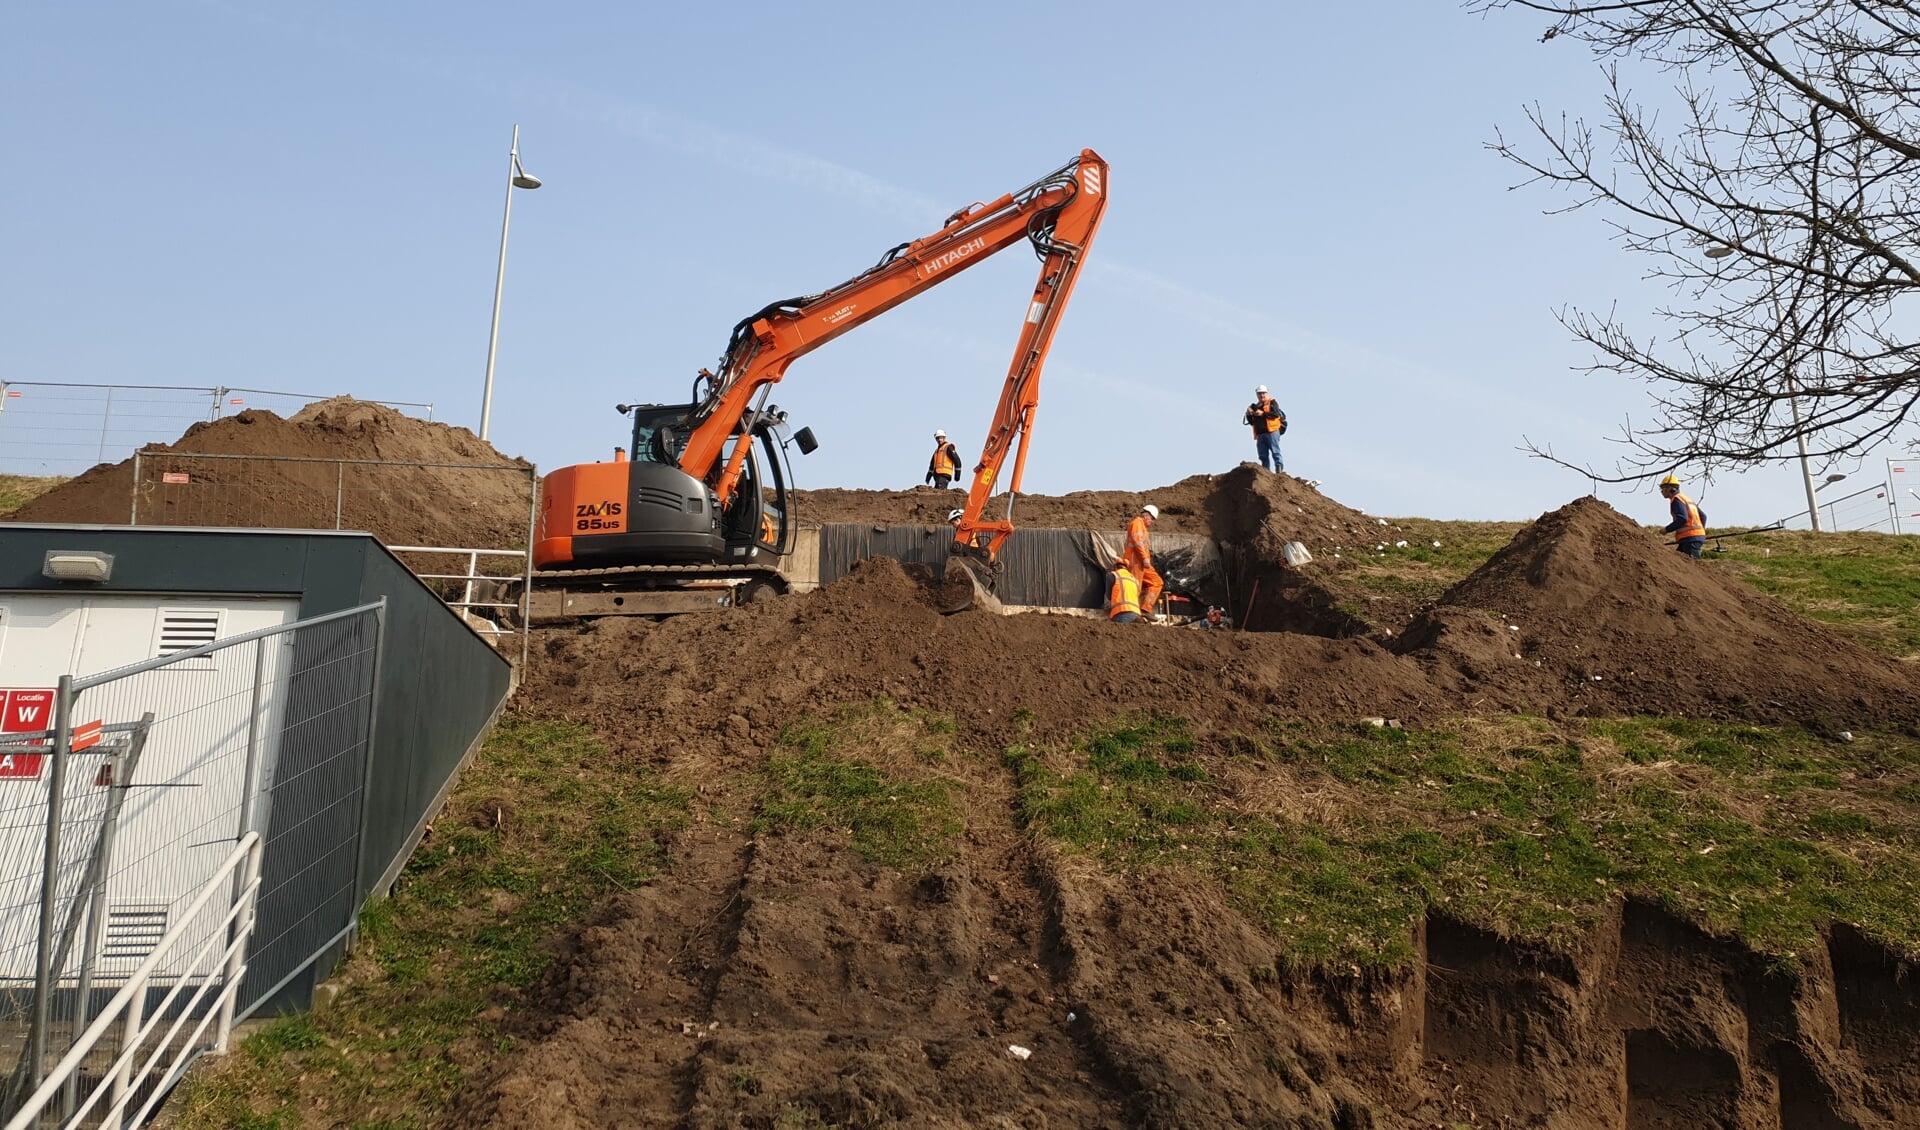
453, 511, 1920, 1127
1395, 496, 1920, 726
523, 557, 1449, 770
792, 466, 1404, 549
799, 465, 1427, 638
3, 398, 532, 548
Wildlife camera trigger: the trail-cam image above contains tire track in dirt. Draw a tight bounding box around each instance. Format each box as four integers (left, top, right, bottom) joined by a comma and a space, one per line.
675, 777, 1129, 1128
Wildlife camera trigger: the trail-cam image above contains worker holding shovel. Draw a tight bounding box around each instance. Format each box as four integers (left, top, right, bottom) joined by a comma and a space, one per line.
1660, 473, 1708, 558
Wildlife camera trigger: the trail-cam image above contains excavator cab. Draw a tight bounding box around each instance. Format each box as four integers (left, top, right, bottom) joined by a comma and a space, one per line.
534, 402, 812, 570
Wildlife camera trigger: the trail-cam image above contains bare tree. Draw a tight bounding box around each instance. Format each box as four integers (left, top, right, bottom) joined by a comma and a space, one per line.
1474, 1, 1920, 482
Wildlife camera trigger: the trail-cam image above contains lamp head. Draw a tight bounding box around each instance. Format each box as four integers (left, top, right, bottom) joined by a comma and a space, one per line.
511, 155, 541, 190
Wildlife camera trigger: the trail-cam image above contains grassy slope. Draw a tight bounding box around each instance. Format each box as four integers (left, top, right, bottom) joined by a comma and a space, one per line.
1008, 713, 1920, 971
163, 523, 1920, 1127
1709, 529, 1920, 659
0, 474, 67, 514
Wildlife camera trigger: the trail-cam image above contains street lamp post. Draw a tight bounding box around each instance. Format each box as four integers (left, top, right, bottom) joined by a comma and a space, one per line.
1703, 239, 1824, 531
479, 124, 542, 444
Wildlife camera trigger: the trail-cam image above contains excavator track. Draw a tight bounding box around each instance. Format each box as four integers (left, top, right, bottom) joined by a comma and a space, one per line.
527, 563, 785, 622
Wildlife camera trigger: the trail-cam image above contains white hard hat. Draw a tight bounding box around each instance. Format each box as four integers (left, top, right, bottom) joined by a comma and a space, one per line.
934, 429, 947, 438
947, 508, 964, 522
1254, 385, 1269, 394
1142, 504, 1159, 519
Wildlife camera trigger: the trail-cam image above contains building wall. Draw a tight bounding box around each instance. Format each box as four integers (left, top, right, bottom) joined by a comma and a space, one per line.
0, 526, 513, 1009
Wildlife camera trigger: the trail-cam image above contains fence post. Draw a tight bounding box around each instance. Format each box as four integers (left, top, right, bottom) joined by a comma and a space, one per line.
237, 639, 269, 841
216, 837, 265, 1053
64, 712, 152, 1119
335, 462, 346, 530
108, 984, 144, 1110
129, 452, 141, 525
522, 467, 539, 671
350, 601, 390, 919
95, 386, 114, 464
28, 677, 76, 1090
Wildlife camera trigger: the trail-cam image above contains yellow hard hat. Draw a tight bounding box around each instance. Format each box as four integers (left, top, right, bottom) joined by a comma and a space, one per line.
1659, 473, 1681, 488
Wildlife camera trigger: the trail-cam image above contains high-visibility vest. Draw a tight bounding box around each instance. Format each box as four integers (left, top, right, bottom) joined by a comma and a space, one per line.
1672, 493, 1706, 539
1108, 569, 1141, 619
1125, 515, 1153, 569
1260, 402, 1282, 433
932, 443, 958, 477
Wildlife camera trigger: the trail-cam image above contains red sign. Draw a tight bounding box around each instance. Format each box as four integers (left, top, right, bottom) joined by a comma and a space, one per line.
3, 690, 53, 735
72, 720, 103, 752
0, 689, 54, 779
228, 397, 244, 406
162, 472, 190, 485
3, 390, 19, 398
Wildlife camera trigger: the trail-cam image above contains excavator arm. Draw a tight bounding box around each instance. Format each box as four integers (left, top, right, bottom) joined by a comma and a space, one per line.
678, 149, 1109, 567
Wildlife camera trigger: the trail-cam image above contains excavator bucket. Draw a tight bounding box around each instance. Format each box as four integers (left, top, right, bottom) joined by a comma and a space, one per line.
936, 556, 1004, 615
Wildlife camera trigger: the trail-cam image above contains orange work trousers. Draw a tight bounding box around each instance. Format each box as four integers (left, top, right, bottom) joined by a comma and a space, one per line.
1126, 554, 1164, 615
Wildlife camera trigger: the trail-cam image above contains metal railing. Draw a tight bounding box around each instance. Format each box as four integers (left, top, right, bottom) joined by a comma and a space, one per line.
3, 836, 263, 1130
387, 547, 531, 667
0, 602, 385, 1125
0, 381, 433, 478
125, 451, 539, 666
1775, 480, 1902, 534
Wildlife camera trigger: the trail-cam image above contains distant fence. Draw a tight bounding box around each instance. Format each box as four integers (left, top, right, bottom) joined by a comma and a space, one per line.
1885, 460, 1920, 535
0, 382, 434, 478
128, 452, 537, 666
0, 603, 384, 1126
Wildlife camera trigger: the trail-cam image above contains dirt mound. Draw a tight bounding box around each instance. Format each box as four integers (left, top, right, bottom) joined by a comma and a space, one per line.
791, 474, 1221, 535
526, 557, 1447, 769
454, 542, 1920, 1127
1396, 496, 1920, 725
792, 467, 1398, 548
3, 398, 532, 548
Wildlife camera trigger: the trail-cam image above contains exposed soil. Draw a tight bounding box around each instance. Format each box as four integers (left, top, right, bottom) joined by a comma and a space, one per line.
2, 398, 534, 548
1393, 496, 1920, 728
17, 403, 1918, 1124
447, 478, 1920, 1128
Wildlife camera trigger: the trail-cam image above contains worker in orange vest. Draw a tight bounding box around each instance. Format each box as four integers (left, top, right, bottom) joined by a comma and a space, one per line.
1659, 473, 1708, 558
1124, 504, 1165, 620
1242, 385, 1286, 472
925, 430, 963, 489
1106, 561, 1143, 623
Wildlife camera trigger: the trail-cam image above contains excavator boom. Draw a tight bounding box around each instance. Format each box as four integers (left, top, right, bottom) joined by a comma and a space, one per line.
532, 149, 1109, 612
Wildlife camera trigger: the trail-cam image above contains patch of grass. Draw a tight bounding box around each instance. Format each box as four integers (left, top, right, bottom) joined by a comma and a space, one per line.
1375, 519, 1525, 574
0, 474, 67, 513
166, 718, 691, 1129
758, 699, 964, 871
1709, 529, 1920, 657
1010, 716, 1920, 971
1332, 519, 1522, 609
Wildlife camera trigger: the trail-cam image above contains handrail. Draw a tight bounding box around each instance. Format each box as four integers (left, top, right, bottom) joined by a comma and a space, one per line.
4, 834, 263, 1130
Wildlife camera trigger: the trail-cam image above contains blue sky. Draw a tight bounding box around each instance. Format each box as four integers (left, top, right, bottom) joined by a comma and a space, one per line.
3, 1, 1906, 527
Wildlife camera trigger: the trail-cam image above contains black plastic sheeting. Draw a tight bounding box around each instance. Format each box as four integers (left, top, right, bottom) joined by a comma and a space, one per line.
816, 523, 1229, 611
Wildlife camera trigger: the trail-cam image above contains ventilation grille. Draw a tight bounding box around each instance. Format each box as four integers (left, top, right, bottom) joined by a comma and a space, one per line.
104, 905, 169, 962
154, 609, 223, 668
638, 486, 684, 512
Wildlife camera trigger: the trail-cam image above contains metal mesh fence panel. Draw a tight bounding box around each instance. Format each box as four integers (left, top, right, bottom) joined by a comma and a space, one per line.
1815, 482, 1899, 533
0, 604, 382, 1124
235, 613, 380, 1016
128, 453, 532, 538
0, 382, 433, 479
126, 453, 536, 664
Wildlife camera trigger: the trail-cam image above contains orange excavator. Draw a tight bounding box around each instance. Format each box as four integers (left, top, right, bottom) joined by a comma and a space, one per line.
529, 148, 1108, 619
